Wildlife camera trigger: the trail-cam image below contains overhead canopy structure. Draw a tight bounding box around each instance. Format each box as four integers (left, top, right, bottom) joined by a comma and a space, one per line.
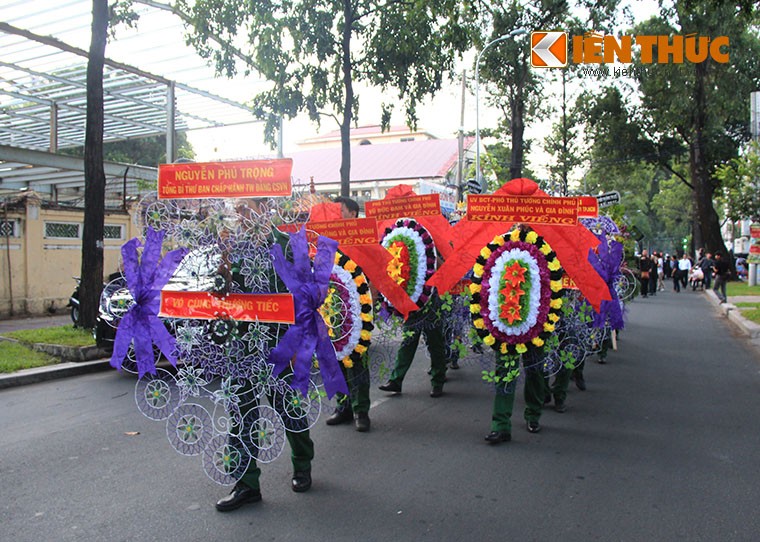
0, 0, 267, 207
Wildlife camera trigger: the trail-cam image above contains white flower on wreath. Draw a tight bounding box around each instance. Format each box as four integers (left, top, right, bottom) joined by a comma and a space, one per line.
487, 248, 542, 336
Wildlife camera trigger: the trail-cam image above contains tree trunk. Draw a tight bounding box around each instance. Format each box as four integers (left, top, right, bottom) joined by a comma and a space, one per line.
509, 93, 525, 180
78, 0, 108, 329
339, 0, 353, 198
690, 60, 724, 255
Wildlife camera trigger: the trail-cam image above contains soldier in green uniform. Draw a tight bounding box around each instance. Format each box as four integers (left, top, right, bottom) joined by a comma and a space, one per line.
378, 294, 449, 398
486, 349, 548, 443
215, 201, 315, 512
325, 196, 371, 432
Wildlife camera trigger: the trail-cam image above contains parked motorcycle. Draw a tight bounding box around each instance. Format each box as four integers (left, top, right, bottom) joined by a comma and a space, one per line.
67, 277, 81, 325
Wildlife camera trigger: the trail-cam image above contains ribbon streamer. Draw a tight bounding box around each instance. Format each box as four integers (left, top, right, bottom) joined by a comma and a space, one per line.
427, 178, 612, 312
587, 234, 625, 330
269, 227, 348, 399
110, 227, 188, 378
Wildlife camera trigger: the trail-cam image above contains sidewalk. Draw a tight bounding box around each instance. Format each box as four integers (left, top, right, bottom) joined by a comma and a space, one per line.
0, 313, 111, 390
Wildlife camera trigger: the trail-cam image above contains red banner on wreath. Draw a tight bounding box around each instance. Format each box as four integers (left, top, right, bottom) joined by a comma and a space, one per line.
577, 197, 599, 217
158, 291, 295, 323
466, 195, 598, 225
365, 194, 441, 221
561, 274, 579, 290
158, 159, 292, 199
308, 218, 379, 245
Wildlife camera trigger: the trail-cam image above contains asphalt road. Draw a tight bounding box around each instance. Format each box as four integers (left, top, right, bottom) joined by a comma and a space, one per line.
2, 290, 760, 542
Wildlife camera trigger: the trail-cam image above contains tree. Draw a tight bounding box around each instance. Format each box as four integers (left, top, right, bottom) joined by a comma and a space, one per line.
630, 2, 760, 253
471, 0, 620, 182
79, 0, 139, 329
178, 0, 472, 197
715, 140, 760, 223
78, 0, 109, 330
544, 72, 584, 195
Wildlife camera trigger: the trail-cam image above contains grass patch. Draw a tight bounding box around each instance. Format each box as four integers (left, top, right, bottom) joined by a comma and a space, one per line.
735, 302, 760, 308
0, 341, 58, 373
726, 282, 760, 297
742, 308, 760, 324
1, 325, 95, 347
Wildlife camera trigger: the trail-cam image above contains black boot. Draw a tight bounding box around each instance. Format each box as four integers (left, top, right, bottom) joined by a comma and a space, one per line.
325, 406, 353, 425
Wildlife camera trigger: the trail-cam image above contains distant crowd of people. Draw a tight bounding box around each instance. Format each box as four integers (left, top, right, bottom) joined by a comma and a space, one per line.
637, 248, 733, 302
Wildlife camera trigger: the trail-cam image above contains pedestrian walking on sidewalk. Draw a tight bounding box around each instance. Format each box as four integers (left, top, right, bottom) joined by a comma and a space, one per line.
712, 252, 730, 303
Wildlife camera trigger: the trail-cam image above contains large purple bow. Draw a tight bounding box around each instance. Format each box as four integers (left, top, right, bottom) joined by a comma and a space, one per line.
110, 227, 188, 378
587, 233, 625, 330
268, 227, 348, 399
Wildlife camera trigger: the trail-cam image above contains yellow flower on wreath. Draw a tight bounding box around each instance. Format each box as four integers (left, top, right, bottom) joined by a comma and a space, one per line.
483, 335, 496, 346
342, 357, 354, 369
515, 343, 528, 354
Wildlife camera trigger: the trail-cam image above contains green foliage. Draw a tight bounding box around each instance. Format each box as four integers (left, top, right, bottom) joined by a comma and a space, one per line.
108, 0, 140, 39
715, 141, 760, 222
558, 347, 576, 371
651, 176, 693, 253
2, 326, 97, 347
544, 80, 585, 195
0, 341, 58, 373
481, 354, 520, 385
469, 0, 622, 182
481, 139, 536, 189
628, 2, 760, 250
61, 133, 195, 167
178, 0, 473, 195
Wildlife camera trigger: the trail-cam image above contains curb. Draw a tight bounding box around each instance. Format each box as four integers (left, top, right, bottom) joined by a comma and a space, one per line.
706, 289, 760, 339
0, 336, 110, 362
0, 358, 112, 390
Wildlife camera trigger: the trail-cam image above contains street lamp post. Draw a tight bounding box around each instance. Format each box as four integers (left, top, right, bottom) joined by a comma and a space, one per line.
475, 28, 527, 193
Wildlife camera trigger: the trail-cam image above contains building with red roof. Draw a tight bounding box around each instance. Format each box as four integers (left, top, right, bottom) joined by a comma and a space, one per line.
288, 126, 476, 214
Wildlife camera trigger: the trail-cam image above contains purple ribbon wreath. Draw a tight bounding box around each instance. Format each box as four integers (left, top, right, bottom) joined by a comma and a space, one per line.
110, 227, 188, 378
268, 227, 348, 399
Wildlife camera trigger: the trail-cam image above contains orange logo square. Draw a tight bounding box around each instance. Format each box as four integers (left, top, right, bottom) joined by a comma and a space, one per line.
531, 31, 568, 68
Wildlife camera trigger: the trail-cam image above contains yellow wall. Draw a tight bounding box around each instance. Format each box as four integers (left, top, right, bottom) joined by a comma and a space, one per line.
0, 197, 138, 317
